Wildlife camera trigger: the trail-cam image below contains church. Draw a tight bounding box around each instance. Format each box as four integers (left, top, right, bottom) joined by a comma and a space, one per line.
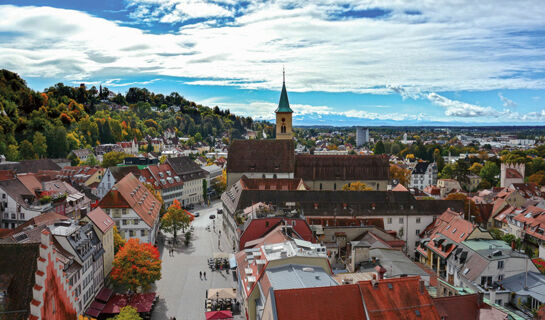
226, 73, 390, 190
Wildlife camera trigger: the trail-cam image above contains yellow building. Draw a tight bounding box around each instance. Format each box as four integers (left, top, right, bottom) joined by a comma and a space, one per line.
275, 70, 293, 140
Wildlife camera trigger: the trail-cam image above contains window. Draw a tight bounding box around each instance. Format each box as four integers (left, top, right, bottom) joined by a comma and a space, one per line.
495, 299, 502, 305
141, 230, 146, 236
334, 183, 337, 190
498, 274, 504, 281
387, 218, 392, 224
415, 241, 419, 247
416, 218, 421, 223
498, 260, 504, 269
129, 230, 135, 237
480, 276, 492, 287
122, 208, 127, 215
399, 217, 404, 223
122, 220, 128, 225
415, 229, 420, 235
319, 183, 322, 190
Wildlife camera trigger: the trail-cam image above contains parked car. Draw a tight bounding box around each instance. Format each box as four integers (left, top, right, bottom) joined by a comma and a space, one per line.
194, 212, 200, 217
209, 214, 216, 220
217, 208, 223, 215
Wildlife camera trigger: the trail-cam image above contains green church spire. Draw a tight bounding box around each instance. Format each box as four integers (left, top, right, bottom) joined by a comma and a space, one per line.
275, 67, 293, 113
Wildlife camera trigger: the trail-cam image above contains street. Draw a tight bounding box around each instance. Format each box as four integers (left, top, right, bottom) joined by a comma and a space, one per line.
151, 200, 241, 320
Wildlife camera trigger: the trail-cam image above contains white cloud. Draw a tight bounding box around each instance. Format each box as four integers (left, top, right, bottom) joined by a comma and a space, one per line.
426, 93, 497, 117
1, 2, 545, 96
498, 93, 517, 107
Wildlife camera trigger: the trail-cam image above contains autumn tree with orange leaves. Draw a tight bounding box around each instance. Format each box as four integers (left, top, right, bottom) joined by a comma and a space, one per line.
161, 200, 192, 241
111, 238, 161, 293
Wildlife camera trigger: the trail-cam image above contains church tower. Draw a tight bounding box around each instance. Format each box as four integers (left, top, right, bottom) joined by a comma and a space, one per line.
275, 69, 293, 140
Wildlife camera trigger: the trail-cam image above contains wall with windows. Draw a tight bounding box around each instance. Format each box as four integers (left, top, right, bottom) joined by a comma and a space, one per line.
104, 207, 157, 244
382, 214, 435, 258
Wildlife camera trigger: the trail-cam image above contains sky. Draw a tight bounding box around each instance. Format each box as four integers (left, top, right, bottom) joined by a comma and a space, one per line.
1, 0, 545, 126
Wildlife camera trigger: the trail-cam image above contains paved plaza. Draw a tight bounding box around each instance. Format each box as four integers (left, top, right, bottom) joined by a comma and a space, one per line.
151, 201, 242, 320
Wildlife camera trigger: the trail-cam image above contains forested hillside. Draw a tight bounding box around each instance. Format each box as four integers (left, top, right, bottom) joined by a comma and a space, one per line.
0, 69, 273, 160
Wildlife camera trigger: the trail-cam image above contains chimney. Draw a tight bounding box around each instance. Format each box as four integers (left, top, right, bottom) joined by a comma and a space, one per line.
419, 279, 425, 293
489, 287, 497, 305
478, 292, 484, 306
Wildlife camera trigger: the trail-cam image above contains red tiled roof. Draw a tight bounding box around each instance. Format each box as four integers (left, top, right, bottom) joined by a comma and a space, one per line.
244, 226, 290, 249
505, 168, 522, 179
295, 154, 389, 181
98, 173, 160, 228
16, 173, 42, 196
274, 285, 367, 320
358, 277, 440, 320
0, 170, 15, 181
140, 163, 184, 190
238, 218, 314, 250
392, 184, 408, 192
422, 209, 473, 259
433, 294, 487, 320
86, 207, 114, 233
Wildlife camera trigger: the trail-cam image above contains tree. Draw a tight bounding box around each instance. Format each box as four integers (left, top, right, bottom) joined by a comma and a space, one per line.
160, 200, 191, 241
32, 132, 47, 158
202, 179, 208, 200
111, 238, 161, 293
480, 161, 500, 186
67, 152, 79, 166
342, 181, 373, 191
434, 148, 445, 172
440, 163, 455, 179
84, 154, 98, 166
5, 144, 19, 161
374, 141, 385, 154
529, 171, 545, 186
19, 140, 36, 159
112, 306, 142, 320
453, 160, 470, 187
469, 162, 483, 175
102, 151, 129, 168
159, 155, 167, 164
113, 226, 126, 254
390, 164, 411, 186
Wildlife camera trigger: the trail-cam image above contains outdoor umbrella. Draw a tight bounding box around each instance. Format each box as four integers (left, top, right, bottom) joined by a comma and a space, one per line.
205, 310, 233, 320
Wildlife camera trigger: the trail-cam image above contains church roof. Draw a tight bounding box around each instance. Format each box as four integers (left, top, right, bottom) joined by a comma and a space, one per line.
275, 76, 293, 113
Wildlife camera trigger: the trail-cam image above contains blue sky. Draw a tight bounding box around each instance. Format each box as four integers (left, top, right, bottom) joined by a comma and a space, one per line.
1, 1, 545, 125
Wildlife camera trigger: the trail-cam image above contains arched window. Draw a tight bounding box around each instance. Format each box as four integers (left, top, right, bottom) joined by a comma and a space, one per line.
334, 183, 336, 190
273, 174, 277, 179
262, 174, 266, 178
319, 183, 323, 190
281, 125, 286, 133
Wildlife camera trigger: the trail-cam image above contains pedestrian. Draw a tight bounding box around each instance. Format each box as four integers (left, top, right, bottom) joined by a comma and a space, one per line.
200, 271, 202, 280
204, 271, 207, 280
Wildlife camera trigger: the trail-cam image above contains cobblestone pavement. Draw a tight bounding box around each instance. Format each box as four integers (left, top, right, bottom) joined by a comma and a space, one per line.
151, 201, 243, 320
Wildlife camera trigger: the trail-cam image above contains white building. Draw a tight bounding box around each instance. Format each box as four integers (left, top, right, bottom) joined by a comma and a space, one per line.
98, 173, 161, 244
356, 127, 369, 147
409, 162, 438, 190
167, 157, 207, 206
0, 178, 53, 229
50, 220, 105, 312
446, 239, 538, 306
96, 166, 141, 199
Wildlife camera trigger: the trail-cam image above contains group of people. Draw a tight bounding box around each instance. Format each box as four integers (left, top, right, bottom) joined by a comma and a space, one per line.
168, 247, 175, 256
200, 271, 207, 280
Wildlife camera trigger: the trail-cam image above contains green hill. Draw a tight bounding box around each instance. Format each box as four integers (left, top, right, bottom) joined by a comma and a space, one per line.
0, 69, 274, 160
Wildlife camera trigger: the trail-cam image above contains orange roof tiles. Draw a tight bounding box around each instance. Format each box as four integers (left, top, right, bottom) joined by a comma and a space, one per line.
359, 277, 440, 320
505, 168, 523, 179
274, 285, 367, 320
98, 173, 160, 228
420, 209, 474, 259
86, 207, 114, 233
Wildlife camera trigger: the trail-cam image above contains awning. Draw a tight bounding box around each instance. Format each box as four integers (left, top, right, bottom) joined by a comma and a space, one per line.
207, 288, 237, 300
205, 310, 233, 320
229, 254, 237, 269
213, 252, 230, 259
102, 293, 156, 314
96, 287, 113, 303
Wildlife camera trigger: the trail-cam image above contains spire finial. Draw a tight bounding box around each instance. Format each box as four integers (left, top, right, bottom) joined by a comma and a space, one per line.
283, 65, 285, 84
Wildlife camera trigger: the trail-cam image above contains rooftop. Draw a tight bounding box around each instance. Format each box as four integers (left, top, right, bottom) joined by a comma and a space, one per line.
265, 264, 337, 291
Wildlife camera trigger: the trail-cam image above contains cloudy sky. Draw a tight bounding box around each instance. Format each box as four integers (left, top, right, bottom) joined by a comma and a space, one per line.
1, 0, 545, 125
